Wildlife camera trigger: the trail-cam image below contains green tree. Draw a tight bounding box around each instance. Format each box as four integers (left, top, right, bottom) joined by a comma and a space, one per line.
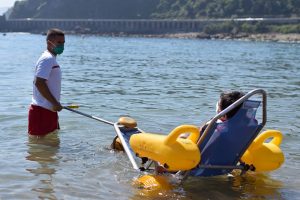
8, 0, 300, 19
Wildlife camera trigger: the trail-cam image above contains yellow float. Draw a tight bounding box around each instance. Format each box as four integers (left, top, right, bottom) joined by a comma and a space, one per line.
129, 125, 201, 171
134, 175, 173, 190
118, 116, 137, 128
241, 130, 284, 172
133, 175, 174, 197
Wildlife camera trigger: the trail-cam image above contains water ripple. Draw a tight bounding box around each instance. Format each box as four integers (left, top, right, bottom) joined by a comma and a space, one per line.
0, 33, 299, 199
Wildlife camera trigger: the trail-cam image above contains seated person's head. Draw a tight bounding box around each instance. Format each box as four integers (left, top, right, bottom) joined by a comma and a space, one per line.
217, 91, 245, 121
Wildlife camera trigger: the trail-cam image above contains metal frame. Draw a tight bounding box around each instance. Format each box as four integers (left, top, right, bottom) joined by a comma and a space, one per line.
197, 88, 267, 147
113, 123, 141, 170
63, 106, 114, 126
179, 89, 267, 180
114, 89, 267, 174
64, 89, 268, 176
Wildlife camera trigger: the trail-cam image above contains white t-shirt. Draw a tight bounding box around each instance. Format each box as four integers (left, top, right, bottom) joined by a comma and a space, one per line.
32, 50, 61, 110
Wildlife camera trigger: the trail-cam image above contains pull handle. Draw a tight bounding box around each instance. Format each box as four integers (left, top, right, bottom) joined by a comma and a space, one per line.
250, 130, 283, 151
164, 125, 200, 145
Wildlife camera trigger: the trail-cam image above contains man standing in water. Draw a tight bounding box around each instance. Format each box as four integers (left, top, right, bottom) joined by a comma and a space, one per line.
28, 28, 65, 136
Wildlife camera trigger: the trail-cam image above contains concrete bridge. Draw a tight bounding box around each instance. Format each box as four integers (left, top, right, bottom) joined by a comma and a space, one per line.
1, 17, 299, 34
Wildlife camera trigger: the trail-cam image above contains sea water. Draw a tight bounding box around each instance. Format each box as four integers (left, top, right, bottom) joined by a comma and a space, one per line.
0, 32, 299, 199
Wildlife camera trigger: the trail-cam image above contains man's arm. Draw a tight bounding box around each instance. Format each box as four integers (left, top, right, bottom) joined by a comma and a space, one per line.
35, 77, 62, 111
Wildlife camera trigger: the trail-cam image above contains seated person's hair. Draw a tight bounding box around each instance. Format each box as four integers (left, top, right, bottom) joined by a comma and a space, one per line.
219, 91, 245, 119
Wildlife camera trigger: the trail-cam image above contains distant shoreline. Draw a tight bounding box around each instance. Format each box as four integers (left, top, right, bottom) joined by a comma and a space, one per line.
2, 17, 299, 43
129, 32, 300, 43
2, 31, 300, 43
65, 31, 300, 43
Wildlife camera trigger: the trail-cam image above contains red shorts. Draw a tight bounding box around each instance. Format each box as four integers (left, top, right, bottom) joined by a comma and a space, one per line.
28, 105, 59, 136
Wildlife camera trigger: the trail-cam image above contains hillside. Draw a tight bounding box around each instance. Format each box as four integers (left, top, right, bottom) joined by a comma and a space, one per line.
8, 0, 159, 19
153, 0, 300, 19
8, 0, 300, 19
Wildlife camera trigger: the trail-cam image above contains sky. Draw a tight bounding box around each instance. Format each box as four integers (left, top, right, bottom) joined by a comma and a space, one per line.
0, 0, 19, 8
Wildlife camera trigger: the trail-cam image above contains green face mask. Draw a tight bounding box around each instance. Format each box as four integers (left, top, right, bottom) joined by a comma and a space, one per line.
53, 44, 64, 55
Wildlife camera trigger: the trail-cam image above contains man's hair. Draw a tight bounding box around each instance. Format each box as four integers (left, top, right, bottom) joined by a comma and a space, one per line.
46, 28, 64, 41
219, 91, 245, 119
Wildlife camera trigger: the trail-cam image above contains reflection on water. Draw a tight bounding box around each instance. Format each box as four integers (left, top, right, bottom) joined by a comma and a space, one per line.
129, 171, 284, 200
26, 132, 60, 199
181, 172, 283, 200
231, 173, 283, 199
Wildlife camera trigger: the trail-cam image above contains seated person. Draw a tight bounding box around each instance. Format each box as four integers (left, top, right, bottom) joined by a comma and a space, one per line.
199, 90, 245, 134
178, 91, 245, 139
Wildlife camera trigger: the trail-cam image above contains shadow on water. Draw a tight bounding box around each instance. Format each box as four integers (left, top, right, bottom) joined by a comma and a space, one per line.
26, 132, 60, 200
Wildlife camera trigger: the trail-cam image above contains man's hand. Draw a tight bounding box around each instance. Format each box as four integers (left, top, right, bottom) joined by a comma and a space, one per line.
52, 102, 63, 112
